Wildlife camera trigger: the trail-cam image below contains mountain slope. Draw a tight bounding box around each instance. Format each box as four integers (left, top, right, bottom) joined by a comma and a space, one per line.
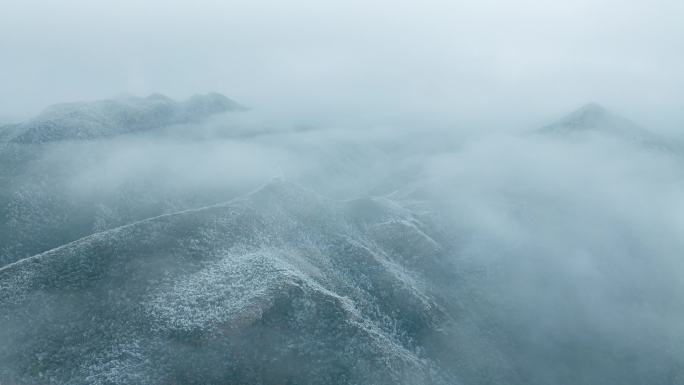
537, 103, 672, 150
4, 92, 244, 143
0, 180, 468, 385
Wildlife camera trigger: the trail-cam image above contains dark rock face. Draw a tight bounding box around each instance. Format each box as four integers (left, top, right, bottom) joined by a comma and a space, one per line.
6, 93, 245, 143
0, 181, 461, 385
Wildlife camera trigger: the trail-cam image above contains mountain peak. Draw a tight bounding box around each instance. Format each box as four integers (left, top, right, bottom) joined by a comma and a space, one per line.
146, 93, 174, 102
8, 92, 245, 143
577, 102, 607, 113
539, 102, 644, 135
182, 92, 247, 115
550, 102, 612, 131
536, 102, 674, 150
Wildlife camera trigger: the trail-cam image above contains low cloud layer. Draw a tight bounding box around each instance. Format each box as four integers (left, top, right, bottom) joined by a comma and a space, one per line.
2, 1, 684, 381
2, 0, 684, 131
1, 92, 684, 383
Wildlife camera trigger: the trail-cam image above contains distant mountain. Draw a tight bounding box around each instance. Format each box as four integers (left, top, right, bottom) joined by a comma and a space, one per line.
0, 180, 473, 385
541, 103, 635, 133
537, 103, 672, 150
3, 93, 245, 143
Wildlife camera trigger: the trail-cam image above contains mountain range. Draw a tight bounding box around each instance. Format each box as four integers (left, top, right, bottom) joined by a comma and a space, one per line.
1, 95, 682, 385
0, 180, 477, 384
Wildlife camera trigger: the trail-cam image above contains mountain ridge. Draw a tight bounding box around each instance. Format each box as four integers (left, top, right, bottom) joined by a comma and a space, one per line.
536, 102, 674, 150
2, 92, 245, 143
0, 178, 470, 385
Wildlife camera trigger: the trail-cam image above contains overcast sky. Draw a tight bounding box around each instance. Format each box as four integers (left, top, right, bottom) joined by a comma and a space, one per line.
2, 0, 683, 130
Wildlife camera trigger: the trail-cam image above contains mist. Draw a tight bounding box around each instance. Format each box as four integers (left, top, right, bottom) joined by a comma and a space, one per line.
2, 1, 684, 384
3, 0, 684, 131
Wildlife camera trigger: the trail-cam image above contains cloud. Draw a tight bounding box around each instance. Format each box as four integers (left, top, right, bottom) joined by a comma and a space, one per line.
2, 0, 684, 130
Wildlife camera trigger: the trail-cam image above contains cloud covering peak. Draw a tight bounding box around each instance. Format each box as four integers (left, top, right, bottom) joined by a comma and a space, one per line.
3, 92, 245, 143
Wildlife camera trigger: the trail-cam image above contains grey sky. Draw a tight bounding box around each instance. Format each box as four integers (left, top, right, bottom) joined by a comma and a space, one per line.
2, 0, 683, 130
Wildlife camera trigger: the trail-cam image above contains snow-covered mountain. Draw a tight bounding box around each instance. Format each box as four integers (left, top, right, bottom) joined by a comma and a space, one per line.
0, 180, 469, 385
1, 96, 682, 385
541, 103, 637, 133
2, 93, 245, 143
537, 103, 672, 150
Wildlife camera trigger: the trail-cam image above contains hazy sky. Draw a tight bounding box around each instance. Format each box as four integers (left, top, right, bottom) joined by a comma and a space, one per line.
2, 0, 683, 130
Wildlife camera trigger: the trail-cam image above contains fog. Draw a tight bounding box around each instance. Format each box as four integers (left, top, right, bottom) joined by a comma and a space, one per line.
2, 1, 684, 384
3, 0, 684, 131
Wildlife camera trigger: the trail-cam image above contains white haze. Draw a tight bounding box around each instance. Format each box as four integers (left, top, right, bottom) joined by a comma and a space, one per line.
2, 1, 684, 383
5, 105, 684, 382
2, 0, 684, 132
